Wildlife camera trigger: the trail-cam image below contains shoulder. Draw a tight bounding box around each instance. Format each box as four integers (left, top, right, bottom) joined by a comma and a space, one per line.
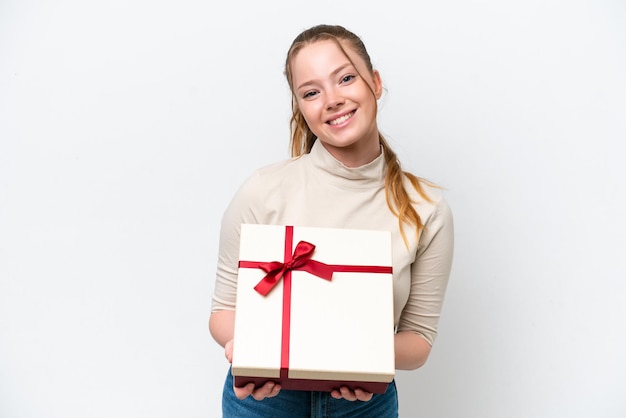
238, 156, 305, 195
412, 180, 454, 252
403, 176, 452, 226
254, 156, 304, 179
223, 156, 307, 217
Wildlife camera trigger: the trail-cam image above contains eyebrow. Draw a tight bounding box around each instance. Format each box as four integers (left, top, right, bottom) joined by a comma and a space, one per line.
296, 63, 353, 91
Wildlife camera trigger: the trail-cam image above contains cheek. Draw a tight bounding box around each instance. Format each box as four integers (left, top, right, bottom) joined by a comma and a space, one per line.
360, 93, 378, 114
299, 103, 321, 126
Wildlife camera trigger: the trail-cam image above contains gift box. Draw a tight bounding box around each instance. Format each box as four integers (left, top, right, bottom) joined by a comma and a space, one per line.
232, 224, 395, 394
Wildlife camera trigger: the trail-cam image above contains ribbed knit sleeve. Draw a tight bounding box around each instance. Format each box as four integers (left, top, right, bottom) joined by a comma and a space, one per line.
396, 198, 454, 345
210, 171, 263, 312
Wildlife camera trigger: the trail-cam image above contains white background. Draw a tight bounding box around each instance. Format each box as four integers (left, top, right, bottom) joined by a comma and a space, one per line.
1, 1, 625, 417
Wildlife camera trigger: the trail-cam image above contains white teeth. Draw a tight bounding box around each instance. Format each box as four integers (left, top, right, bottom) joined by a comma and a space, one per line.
329, 112, 354, 125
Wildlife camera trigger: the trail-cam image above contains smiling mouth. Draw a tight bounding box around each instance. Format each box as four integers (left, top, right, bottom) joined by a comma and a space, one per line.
328, 111, 355, 125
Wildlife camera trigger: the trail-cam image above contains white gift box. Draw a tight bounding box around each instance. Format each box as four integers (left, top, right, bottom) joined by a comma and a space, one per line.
232, 224, 395, 393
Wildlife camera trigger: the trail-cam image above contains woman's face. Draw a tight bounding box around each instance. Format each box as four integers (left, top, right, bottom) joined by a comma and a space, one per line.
290, 40, 382, 167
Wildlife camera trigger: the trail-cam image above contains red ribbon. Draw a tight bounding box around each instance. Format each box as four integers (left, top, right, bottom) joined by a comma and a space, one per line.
238, 225, 392, 380
239, 240, 334, 296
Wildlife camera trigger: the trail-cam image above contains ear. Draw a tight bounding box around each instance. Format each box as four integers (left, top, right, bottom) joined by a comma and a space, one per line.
372, 69, 383, 99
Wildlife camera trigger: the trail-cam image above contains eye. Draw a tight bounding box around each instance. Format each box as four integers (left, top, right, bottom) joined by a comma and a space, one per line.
302, 90, 318, 99
341, 74, 356, 84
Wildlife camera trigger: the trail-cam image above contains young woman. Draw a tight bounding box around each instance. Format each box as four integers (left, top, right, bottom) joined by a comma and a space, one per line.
209, 24, 454, 417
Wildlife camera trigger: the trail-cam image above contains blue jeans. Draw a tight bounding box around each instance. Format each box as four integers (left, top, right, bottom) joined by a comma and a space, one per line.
222, 368, 399, 417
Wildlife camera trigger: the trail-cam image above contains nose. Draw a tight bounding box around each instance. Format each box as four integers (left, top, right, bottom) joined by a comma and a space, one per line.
325, 87, 344, 110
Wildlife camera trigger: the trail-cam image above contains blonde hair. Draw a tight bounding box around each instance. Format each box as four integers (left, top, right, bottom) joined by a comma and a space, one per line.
284, 24, 434, 244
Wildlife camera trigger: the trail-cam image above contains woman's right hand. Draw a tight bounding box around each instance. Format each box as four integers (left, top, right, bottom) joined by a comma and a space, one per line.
233, 381, 282, 401
225, 339, 282, 400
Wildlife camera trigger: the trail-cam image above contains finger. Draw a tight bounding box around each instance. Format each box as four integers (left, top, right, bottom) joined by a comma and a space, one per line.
266, 383, 282, 398
233, 383, 254, 400
251, 382, 276, 401
340, 386, 357, 401
354, 388, 373, 402
330, 389, 342, 400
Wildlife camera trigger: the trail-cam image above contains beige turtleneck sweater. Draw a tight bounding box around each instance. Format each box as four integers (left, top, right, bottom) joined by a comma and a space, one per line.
211, 141, 454, 345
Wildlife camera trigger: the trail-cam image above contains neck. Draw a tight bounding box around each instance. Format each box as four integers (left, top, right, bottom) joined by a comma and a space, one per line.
319, 130, 382, 167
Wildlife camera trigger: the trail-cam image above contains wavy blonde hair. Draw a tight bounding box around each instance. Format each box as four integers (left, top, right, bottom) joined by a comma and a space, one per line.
284, 24, 435, 245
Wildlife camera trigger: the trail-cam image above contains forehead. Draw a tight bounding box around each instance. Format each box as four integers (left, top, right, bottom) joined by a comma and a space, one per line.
291, 39, 364, 84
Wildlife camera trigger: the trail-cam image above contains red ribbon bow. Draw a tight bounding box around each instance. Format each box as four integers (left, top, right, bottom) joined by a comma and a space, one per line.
249, 240, 334, 296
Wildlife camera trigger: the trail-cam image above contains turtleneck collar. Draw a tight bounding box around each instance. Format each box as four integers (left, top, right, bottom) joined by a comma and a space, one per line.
305, 140, 386, 189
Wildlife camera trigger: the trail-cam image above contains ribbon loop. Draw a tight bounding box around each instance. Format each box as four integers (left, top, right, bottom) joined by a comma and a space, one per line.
252, 240, 333, 296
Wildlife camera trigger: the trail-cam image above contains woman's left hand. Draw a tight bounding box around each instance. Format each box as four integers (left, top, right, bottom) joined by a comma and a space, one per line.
330, 386, 373, 402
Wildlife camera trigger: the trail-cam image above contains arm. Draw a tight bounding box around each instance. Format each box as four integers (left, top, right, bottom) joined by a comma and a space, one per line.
396, 198, 454, 369
209, 310, 235, 349
394, 331, 432, 370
